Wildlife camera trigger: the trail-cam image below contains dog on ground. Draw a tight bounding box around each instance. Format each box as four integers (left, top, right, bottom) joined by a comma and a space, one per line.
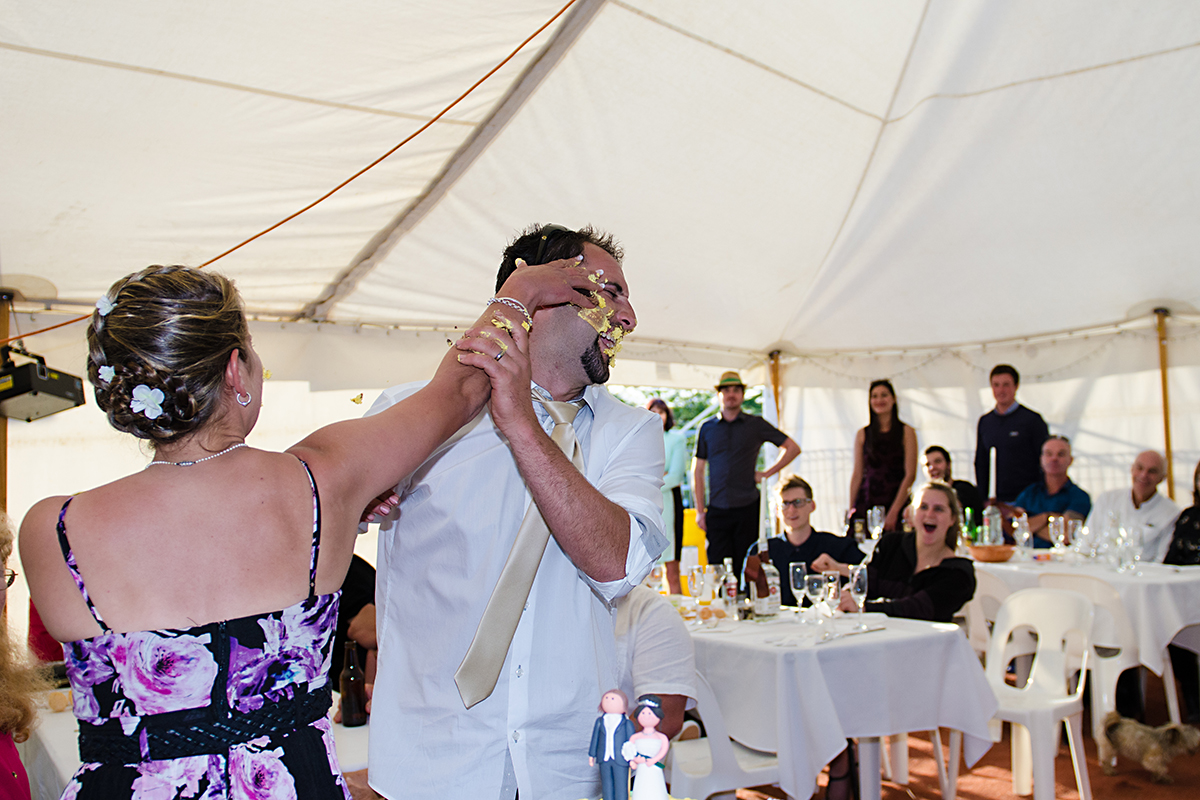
1099, 710, 1200, 783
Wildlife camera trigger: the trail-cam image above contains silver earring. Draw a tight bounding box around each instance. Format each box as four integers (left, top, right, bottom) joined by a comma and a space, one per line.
236, 391, 252, 407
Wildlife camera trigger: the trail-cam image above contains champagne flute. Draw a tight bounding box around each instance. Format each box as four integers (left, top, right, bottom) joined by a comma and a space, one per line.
687, 565, 704, 600
822, 571, 841, 614
849, 564, 869, 630
1049, 516, 1067, 550
1012, 512, 1032, 556
868, 506, 886, 540
789, 563, 807, 612
804, 573, 827, 629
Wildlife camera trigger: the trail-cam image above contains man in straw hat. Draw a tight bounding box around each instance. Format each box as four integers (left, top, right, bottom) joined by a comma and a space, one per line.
692, 370, 800, 577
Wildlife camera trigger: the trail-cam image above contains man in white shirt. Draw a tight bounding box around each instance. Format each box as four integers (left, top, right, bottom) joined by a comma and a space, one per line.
613, 586, 697, 739
365, 225, 667, 800
1086, 450, 1181, 562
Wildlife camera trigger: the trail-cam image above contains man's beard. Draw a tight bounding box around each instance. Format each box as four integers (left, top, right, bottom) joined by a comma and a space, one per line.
581, 337, 610, 385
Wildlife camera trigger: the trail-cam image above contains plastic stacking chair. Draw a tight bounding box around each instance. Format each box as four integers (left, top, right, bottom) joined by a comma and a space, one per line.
1037, 572, 1181, 750
965, 569, 1015, 660
986, 588, 1094, 800
664, 671, 780, 800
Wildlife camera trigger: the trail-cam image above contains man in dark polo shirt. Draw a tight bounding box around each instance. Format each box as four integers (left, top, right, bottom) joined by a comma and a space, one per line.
974, 364, 1049, 503
692, 371, 800, 575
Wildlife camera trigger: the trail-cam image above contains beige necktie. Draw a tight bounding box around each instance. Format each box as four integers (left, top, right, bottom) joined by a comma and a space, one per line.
454, 395, 585, 708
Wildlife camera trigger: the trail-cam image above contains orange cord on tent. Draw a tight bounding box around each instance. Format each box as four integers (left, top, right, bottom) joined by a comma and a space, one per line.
0, 0, 579, 349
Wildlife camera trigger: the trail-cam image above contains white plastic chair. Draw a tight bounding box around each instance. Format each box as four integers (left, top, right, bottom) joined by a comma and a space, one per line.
986, 588, 1094, 800
664, 671, 780, 800
1036, 572, 1180, 751
965, 568, 1014, 659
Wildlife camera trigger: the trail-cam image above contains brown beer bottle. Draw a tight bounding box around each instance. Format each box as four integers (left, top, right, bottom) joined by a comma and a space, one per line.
339, 641, 368, 727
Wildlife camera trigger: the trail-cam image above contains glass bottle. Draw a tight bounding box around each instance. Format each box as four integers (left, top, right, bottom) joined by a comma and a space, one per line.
339, 641, 368, 727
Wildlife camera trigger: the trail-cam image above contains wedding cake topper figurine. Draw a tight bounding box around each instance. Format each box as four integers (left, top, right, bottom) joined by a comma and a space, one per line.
590, 689, 637, 800
622, 694, 672, 800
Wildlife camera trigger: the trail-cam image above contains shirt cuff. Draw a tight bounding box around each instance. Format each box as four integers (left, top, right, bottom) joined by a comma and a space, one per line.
585, 509, 668, 608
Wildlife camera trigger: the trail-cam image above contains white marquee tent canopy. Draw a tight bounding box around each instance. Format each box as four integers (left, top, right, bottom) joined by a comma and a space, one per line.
4, 0, 1200, 529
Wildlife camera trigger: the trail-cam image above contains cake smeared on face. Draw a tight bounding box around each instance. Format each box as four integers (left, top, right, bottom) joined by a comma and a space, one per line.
577, 292, 625, 358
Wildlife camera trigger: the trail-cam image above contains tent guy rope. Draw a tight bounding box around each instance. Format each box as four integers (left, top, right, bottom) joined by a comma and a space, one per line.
0, 0, 580, 349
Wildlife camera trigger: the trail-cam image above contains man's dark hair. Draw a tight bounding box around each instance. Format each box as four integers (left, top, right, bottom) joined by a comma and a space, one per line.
924, 445, 952, 470
495, 223, 623, 293
989, 364, 1020, 385
776, 473, 814, 501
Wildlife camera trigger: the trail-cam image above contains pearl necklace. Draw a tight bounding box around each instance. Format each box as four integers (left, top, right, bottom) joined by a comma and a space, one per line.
147, 442, 248, 468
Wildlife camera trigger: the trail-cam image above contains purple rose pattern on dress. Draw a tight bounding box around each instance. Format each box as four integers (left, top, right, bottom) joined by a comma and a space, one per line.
227, 598, 337, 713
229, 744, 298, 800
110, 631, 218, 715
130, 754, 216, 799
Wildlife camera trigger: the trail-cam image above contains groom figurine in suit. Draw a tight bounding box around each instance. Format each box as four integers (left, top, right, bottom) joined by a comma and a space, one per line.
590, 689, 637, 800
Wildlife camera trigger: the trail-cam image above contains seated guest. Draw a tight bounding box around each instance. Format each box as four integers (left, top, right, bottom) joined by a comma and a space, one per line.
614, 585, 697, 739
920, 446, 983, 529
1011, 435, 1091, 547
816, 482, 976, 800
748, 475, 863, 606
819, 481, 976, 623
1164, 460, 1200, 723
1086, 450, 1180, 563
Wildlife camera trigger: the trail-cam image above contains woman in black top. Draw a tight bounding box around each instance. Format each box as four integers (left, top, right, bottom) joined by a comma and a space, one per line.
848, 379, 917, 533
817, 481, 976, 623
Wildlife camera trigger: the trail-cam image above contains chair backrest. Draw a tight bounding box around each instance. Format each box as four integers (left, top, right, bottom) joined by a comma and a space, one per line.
1036, 573, 1136, 655
965, 568, 1013, 655
985, 588, 1094, 701
689, 670, 742, 775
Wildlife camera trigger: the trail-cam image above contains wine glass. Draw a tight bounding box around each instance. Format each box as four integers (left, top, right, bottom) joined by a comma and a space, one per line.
867, 506, 886, 540
822, 571, 841, 612
849, 564, 869, 630
687, 565, 706, 602
1012, 512, 1032, 556
804, 573, 827, 629
788, 563, 807, 611
1049, 515, 1067, 550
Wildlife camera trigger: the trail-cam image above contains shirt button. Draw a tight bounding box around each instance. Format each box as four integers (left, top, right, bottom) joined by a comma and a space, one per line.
523, 602, 529, 612
515, 667, 524, 678
512, 730, 521, 742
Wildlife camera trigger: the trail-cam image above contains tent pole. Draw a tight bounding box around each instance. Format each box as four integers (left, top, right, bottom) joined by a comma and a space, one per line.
1156, 308, 1174, 500
768, 350, 782, 425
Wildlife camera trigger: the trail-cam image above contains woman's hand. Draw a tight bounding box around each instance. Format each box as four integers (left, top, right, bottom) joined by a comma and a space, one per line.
884, 507, 900, 532
497, 255, 600, 313
838, 587, 858, 613
811, 553, 849, 577
454, 310, 536, 439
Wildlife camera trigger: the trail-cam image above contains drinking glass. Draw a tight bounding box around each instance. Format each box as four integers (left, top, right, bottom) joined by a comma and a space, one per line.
1067, 519, 1083, 549
687, 565, 708, 602
804, 573, 827, 628
788, 563, 807, 610
1049, 516, 1067, 550
849, 564, 869, 630
1012, 512, 1032, 555
822, 571, 841, 612
868, 506, 886, 540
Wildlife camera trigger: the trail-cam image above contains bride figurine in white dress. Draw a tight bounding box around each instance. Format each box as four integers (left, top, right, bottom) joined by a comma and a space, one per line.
621, 694, 672, 800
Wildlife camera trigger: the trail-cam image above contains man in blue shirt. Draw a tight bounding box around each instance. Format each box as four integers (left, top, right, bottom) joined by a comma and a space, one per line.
974, 364, 1049, 503
1012, 435, 1091, 547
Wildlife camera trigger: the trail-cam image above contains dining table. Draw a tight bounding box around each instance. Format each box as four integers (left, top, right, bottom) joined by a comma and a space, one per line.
17, 692, 370, 800
975, 558, 1200, 673
690, 610, 997, 800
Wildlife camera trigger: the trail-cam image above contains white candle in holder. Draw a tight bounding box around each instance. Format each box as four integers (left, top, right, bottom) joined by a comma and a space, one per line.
988, 447, 997, 500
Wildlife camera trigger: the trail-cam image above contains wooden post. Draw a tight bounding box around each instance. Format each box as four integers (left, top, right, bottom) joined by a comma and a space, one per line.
1156, 308, 1174, 500
768, 349, 783, 425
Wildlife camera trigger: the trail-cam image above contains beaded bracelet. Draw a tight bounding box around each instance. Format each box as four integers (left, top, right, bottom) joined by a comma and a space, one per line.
487, 296, 533, 329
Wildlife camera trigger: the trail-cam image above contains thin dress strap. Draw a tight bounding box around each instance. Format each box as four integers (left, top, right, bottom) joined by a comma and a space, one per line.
297, 459, 322, 599
55, 497, 111, 632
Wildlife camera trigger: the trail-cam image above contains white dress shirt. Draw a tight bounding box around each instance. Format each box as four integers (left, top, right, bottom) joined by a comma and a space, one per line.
365, 381, 666, 800
614, 586, 697, 711
1086, 488, 1181, 562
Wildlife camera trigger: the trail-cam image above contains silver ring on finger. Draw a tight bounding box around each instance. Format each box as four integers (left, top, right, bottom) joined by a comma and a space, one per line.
494, 350, 505, 361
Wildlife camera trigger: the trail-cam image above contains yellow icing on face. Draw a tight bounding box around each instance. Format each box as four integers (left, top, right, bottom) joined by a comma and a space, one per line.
577, 292, 614, 334
601, 325, 625, 357
490, 316, 515, 333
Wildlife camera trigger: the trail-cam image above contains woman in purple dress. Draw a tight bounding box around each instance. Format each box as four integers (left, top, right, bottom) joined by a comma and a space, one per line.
20, 261, 596, 799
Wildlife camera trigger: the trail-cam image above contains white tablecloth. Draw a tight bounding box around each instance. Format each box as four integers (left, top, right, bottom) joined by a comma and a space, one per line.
691, 613, 997, 800
18, 694, 369, 800
976, 560, 1200, 674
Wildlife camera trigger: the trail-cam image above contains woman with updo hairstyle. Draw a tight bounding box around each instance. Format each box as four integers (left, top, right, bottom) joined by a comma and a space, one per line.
20, 261, 596, 799
624, 694, 671, 800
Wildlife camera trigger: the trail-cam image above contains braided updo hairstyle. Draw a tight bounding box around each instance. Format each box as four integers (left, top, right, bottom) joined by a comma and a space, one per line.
87, 265, 250, 445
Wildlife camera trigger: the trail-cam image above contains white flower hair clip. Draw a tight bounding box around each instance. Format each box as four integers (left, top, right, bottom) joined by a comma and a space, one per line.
97, 365, 115, 384
130, 385, 165, 420
96, 296, 115, 316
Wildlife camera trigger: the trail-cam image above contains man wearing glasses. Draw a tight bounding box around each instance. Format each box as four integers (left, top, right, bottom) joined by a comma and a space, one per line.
363, 224, 666, 800
748, 474, 862, 607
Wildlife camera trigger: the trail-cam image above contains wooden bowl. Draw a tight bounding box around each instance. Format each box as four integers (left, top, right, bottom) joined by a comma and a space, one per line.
969, 544, 1014, 563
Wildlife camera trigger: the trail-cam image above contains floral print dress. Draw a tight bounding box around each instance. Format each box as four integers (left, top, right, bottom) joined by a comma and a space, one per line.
55, 461, 350, 799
